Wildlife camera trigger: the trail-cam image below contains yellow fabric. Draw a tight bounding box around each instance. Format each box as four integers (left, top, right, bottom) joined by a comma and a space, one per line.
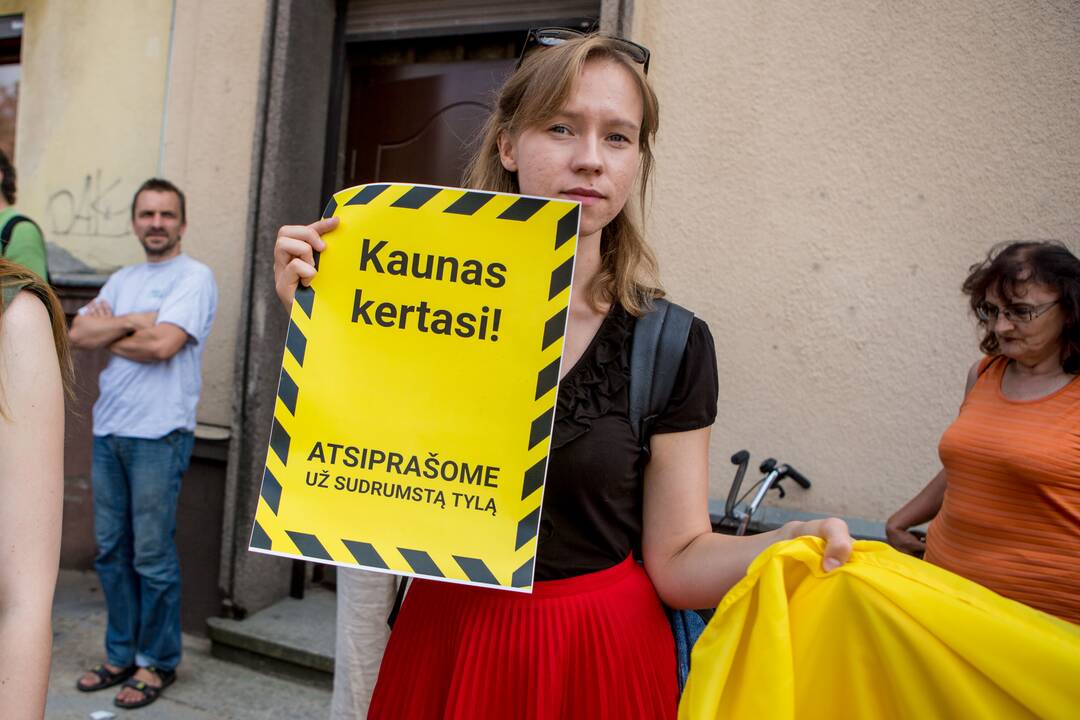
680, 538, 1080, 720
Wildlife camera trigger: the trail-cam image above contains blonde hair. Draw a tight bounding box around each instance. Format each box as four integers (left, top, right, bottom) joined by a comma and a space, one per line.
464, 34, 663, 315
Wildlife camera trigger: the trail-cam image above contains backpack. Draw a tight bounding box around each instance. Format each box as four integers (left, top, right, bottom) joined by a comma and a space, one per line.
628, 298, 710, 694
0, 214, 49, 283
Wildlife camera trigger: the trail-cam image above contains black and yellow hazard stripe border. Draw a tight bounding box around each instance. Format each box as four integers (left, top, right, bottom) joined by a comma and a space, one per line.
249, 182, 579, 591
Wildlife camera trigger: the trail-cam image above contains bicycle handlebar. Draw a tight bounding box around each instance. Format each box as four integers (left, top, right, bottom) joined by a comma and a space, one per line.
781, 464, 812, 489
722, 452, 813, 535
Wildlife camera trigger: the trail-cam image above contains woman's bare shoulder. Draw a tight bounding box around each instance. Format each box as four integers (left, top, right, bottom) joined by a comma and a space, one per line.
0, 289, 56, 363
3, 287, 50, 319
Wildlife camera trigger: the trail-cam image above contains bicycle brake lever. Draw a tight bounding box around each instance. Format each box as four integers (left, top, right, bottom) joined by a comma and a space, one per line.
726, 450, 751, 519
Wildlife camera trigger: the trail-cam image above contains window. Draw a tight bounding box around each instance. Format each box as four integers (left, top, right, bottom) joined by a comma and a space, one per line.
0, 15, 24, 160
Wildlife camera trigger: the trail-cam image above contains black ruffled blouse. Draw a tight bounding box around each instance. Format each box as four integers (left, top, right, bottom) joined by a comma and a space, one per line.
535, 303, 719, 580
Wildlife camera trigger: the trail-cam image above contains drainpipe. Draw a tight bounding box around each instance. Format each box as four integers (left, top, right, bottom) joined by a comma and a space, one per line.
218, 0, 280, 620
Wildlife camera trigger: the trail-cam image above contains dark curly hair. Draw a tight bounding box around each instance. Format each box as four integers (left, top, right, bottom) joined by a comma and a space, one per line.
962, 241, 1080, 374
0, 149, 16, 205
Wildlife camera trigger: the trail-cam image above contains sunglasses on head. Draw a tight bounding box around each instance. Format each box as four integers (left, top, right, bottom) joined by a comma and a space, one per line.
517, 27, 651, 74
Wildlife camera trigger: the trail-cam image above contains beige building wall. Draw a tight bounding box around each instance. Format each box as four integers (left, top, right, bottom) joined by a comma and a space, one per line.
633, 1, 1080, 520
159, 0, 268, 427
8, 0, 172, 270
4, 0, 267, 428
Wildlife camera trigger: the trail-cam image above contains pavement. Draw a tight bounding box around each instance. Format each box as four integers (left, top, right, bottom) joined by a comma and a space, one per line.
46, 570, 331, 720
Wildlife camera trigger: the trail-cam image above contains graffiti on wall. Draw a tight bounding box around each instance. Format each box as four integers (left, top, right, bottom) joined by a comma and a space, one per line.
47, 170, 131, 239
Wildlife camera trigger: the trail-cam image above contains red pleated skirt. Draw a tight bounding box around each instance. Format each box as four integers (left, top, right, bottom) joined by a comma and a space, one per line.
367, 556, 677, 719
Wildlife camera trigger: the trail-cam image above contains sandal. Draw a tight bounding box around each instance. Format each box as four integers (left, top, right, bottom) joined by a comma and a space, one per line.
113, 666, 176, 710
76, 664, 136, 692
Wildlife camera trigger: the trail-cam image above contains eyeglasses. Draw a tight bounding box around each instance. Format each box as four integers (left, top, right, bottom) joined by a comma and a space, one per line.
517, 27, 651, 74
975, 300, 1058, 324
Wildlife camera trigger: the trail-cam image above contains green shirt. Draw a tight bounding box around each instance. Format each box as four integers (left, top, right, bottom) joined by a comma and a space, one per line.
0, 207, 47, 280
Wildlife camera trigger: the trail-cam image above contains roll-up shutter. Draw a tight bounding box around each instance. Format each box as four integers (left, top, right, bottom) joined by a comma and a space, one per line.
346, 0, 601, 41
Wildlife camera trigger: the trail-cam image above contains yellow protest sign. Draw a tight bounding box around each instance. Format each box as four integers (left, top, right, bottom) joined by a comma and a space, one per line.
249, 183, 579, 592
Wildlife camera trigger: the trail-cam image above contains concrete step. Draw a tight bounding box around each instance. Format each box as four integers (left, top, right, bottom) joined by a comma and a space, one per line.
207, 588, 335, 689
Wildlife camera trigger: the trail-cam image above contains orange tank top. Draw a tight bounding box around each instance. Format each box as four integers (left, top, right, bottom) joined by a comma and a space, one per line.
925, 356, 1080, 624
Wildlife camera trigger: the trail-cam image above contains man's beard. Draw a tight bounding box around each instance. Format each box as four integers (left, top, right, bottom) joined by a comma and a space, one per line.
140, 232, 180, 257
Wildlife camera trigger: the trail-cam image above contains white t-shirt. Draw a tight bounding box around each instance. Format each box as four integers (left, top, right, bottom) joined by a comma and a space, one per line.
83, 253, 218, 438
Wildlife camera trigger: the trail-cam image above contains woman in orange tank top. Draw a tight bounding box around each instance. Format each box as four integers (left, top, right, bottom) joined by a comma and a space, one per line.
887, 241, 1080, 624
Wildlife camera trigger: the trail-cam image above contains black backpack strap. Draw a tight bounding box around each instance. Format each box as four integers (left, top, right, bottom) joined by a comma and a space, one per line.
630, 298, 702, 696
1, 215, 49, 283
1, 214, 23, 254
0, 214, 39, 255
386, 576, 409, 629
629, 298, 695, 455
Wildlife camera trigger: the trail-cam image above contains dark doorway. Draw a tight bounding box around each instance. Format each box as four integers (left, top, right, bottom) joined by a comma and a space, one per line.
345, 60, 511, 187
343, 34, 518, 189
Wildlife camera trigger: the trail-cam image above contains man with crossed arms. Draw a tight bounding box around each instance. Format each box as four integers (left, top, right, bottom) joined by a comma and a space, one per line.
70, 178, 217, 710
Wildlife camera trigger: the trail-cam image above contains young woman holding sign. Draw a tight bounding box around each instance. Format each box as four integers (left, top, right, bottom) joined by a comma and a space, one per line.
274, 31, 854, 719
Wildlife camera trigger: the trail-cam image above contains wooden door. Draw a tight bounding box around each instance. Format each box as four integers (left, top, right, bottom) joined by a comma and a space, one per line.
344, 59, 514, 187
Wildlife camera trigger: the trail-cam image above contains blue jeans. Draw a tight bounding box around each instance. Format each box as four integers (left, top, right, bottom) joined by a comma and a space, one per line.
92, 431, 193, 671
